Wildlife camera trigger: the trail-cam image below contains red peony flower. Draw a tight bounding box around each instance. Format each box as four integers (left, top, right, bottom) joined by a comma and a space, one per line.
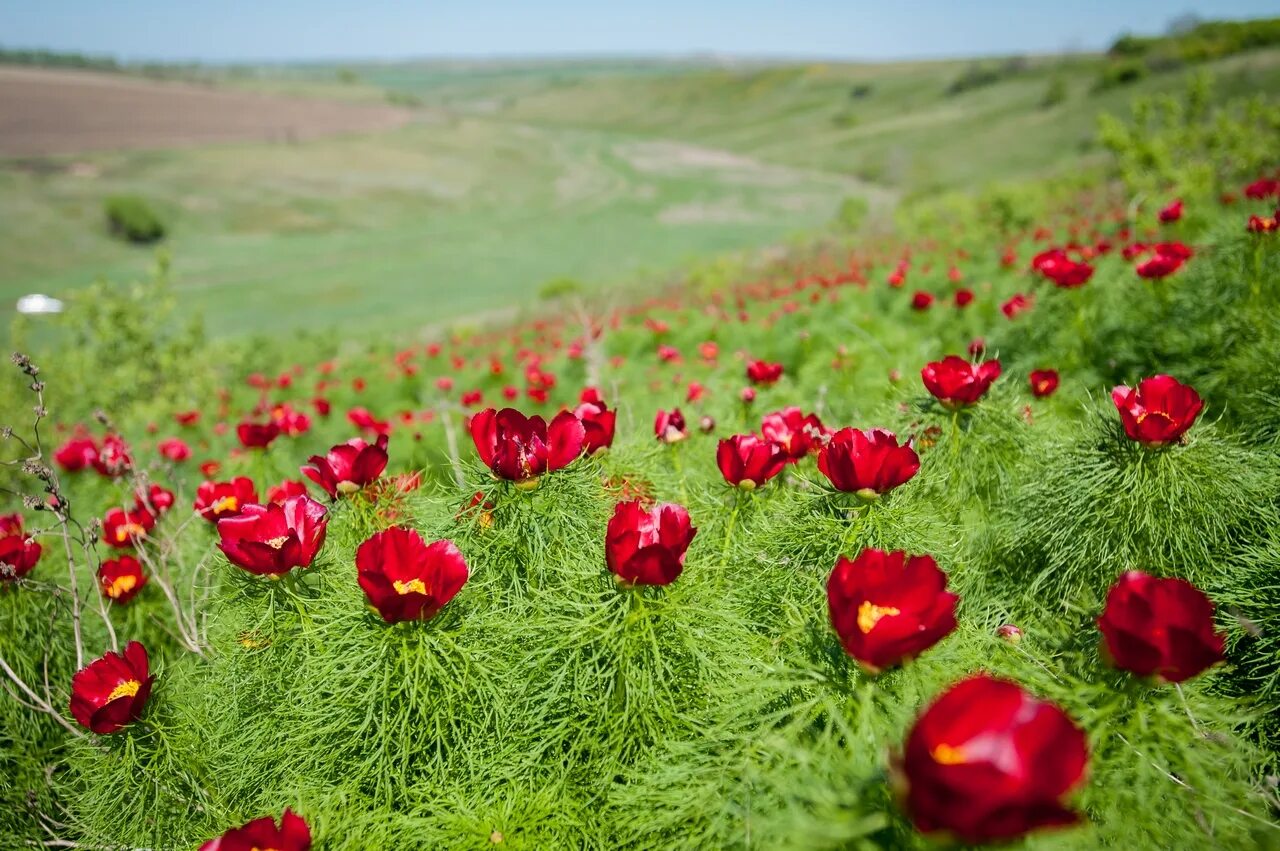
1097, 570, 1225, 683
53, 436, 100, 472
1001, 293, 1032, 319
93, 434, 133, 477
827, 548, 958, 673
745, 359, 784, 386
216, 496, 328, 577
574, 394, 617, 455
0, 529, 42, 582
1032, 248, 1094, 288
98, 555, 147, 604
174, 410, 201, 427
953, 288, 974, 308
267, 479, 309, 505
1111, 374, 1203, 446
654, 408, 689, 444
0, 513, 21, 537
194, 477, 259, 522
200, 809, 311, 851
817, 428, 919, 499
102, 507, 155, 549
1157, 198, 1183, 223
470, 408, 585, 486
605, 500, 697, 586
897, 674, 1088, 843
69, 641, 153, 734
301, 434, 389, 499
911, 291, 934, 310
157, 438, 191, 462
1244, 177, 1279, 199
236, 419, 281, 450
760, 407, 827, 462
137, 483, 175, 515
716, 434, 787, 489
1029, 369, 1060, 398
921, 356, 1002, 408
355, 527, 469, 624
1136, 253, 1184, 279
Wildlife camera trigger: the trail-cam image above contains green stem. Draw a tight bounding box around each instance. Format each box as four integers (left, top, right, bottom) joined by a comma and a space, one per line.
670, 443, 690, 505
718, 493, 742, 574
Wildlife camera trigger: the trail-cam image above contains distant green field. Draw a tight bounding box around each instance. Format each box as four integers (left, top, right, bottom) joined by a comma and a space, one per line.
3, 47, 1279, 339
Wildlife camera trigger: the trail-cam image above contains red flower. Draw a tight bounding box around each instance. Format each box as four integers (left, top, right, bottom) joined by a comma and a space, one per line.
157, 438, 191, 462
137, 483, 175, 515
605, 500, 697, 586
911, 291, 934, 311
200, 809, 311, 851
93, 434, 133, 477
827, 549, 958, 673
0, 529, 42, 582
98, 555, 147, 604
236, 420, 281, 449
1136, 253, 1184, 279
1111, 375, 1203, 446
301, 434, 389, 499
574, 395, 617, 455
0, 513, 21, 537
1247, 214, 1278, 233
817, 428, 919, 498
921, 356, 1002, 407
267, 479, 309, 505
174, 410, 200, 427
312, 397, 332, 417
897, 674, 1088, 843
194, 477, 259, 522
199, 460, 221, 478
760, 407, 827, 462
654, 408, 688, 444
739, 386, 756, 404
470, 408, 585, 485
272, 404, 312, 437
102, 507, 155, 549
1032, 248, 1094, 288
1001, 293, 1032, 319
1244, 177, 1278, 200
1097, 570, 1225, 683
745, 359, 784, 386
53, 436, 99, 472
953, 288, 974, 308
1157, 198, 1183, 223
716, 434, 787, 489
355, 527, 469, 624
1029, 369, 1060, 398
216, 495, 328, 576
69, 641, 153, 734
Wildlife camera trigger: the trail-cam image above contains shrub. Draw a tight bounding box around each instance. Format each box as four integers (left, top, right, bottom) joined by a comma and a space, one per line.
103, 195, 166, 244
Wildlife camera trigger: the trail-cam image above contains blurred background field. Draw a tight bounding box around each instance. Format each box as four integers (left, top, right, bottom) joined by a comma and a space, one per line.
4, 24, 1280, 338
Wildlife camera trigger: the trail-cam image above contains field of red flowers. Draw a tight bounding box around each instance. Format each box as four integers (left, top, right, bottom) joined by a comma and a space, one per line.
2, 82, 1280, 849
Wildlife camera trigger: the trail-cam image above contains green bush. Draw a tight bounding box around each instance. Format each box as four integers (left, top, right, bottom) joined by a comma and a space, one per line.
104, 195, 167, 244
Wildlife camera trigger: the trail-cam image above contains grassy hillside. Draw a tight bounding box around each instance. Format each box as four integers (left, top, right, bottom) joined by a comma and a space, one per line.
3, 46, 1280, 341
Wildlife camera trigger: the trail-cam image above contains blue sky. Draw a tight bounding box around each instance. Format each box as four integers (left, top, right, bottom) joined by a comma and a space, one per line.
3, 1, 1279, 62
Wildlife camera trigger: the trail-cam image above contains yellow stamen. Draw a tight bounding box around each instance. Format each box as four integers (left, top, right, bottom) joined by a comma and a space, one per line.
211, 495, 238, 514
106, 575, 137, 599
931, 743, 968, 765
336, 480, 361, 495
116, 523, 146, 542
857, 601, 901, 634
264, 536, 288, 550
107, 679, 140, 702
393, 578, 428, 596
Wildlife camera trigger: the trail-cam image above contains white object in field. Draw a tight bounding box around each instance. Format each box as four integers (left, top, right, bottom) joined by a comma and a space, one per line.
16, 294, 64, 314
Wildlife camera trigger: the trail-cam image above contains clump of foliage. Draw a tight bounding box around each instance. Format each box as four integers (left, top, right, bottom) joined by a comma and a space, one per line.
104, 194, 167, 244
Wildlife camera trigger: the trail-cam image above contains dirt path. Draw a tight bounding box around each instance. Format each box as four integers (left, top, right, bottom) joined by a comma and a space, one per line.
0, 66, 414, 156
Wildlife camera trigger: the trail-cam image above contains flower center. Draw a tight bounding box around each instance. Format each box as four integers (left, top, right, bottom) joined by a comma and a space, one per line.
212, 496, 238, 514
107, 679, 141, 702
856, 601, 901, 634
106, 575, 137, 598
393, 578, 428, 596
930, 743, 968, 765
264, 536, 289, 550
116, 523, 146, 542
